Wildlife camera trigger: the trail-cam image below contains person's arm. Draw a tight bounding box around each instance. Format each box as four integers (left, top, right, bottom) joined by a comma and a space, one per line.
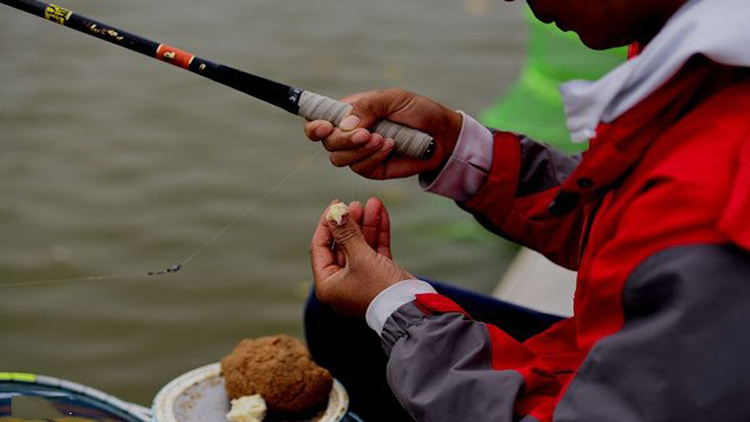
310, 199, 567, 422
553, 243, 750, 421
368, 241, 750, 422
303, 89, 589, 269
371, 290, 566, 422
368, 144, 750, 421
417, 112, 587, 269
455, 129, 590, 270
311, 196, 750, 422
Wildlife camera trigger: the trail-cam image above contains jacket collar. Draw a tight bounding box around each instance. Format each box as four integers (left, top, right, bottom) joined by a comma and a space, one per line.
560, 0, 750, 143
549, 59, 721, 216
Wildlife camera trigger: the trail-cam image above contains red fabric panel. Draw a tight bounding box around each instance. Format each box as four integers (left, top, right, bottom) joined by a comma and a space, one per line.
719, 136, 750, 251
627, 42, 643, 59
414, 293, 469, 318
462, 131, 522, 227
486, 325, 561, 421
460, 130, 591, 269
571, 77, 745, 351
495, 190, 591, 269
523, 318, 583, 377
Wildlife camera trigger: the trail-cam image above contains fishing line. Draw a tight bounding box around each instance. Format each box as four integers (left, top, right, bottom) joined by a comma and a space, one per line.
177, 149, 323, 267
0, 150, 323, 289
2, 0, 422, 289
0, 273, 145, 289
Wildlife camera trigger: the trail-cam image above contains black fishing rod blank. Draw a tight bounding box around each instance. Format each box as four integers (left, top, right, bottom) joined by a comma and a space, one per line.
1, 0, 435, 159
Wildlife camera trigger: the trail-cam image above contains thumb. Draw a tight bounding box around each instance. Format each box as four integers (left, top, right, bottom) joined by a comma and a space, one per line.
339, 89, 416, 131
326, 203, 372, 262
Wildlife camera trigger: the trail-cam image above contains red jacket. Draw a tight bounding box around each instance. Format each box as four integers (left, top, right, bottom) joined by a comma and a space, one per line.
380, 57, 750, 421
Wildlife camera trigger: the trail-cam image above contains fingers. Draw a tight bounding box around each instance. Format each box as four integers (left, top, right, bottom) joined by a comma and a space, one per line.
347, 201, 365, 227
377, 201, 392, 258
304, 120, 334, 142
361, 197, 382, 248
309, 88, 415, 147
305, 88, 456, 179
336, 201, 362, 265
309, 122, 380, 166
348, 138, 397, 179
317, 127, 395, 173
360, 197, 392, 259
347, 88, 417, 129
310, 199, 413, 318
310, 206, 341, 282
328, 133, 389, 168
325, 201, 372, 263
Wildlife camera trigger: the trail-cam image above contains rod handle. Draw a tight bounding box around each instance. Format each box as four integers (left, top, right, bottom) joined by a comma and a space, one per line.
298, 91, 435, 160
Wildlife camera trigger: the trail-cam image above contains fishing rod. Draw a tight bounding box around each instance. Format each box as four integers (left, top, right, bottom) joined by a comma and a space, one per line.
1, 0, 435, 159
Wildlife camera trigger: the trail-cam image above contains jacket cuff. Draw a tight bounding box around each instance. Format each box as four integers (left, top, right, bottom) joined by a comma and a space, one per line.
365, 279, 437, 335
380, 294, 471, 355
419, 112, 494, 201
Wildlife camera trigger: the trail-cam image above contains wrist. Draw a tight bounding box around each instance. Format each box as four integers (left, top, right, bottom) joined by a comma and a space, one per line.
423, 109, 463, 174
366, 262, 414, 304
365, 279, 437, 335
440, 109, 463, 165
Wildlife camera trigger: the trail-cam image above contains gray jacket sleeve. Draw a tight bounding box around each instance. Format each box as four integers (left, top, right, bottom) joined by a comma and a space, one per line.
380, 244, 750, 422
554, 244, 750, 421
381, 301, 552, 422
516, 137, 581, 197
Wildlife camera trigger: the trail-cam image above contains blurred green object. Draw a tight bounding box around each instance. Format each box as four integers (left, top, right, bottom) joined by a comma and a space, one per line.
479, 7, 626, 152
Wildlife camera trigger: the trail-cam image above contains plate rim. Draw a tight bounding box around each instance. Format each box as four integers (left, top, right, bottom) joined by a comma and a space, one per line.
151, 362, 348, 422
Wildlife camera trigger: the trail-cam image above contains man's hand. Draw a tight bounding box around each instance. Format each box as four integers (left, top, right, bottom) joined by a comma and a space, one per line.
303, 89, 463, 180
310, 198, 413, 317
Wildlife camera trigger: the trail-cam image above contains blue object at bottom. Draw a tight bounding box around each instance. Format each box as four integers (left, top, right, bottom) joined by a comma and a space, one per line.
0, 382, 145, 421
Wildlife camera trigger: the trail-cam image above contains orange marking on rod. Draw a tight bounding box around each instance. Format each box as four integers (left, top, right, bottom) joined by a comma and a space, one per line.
155, 44, 195, 69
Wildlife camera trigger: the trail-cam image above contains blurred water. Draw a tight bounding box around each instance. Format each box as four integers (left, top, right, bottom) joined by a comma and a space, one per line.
0, 0, 524, 406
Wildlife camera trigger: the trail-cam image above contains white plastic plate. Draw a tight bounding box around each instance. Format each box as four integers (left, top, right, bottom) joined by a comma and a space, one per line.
152, 363, 348, 422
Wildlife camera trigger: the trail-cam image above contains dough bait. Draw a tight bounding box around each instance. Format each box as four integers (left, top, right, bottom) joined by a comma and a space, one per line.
325, 202, 349, 225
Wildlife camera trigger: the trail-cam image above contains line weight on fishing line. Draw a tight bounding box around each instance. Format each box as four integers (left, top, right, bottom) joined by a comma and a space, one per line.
0, 149, 324, 289
0, 0, 436, 159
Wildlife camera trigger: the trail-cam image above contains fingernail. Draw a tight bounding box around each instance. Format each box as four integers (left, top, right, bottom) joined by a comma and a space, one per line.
367, 137, 383, 150
339, 115, 360, 131
315, 126, 329, 138
382, 138, 395, 152
351, 130, 369, 144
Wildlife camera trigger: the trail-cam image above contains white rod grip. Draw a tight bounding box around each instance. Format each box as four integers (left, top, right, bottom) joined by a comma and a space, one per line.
298, 91, 434, 159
